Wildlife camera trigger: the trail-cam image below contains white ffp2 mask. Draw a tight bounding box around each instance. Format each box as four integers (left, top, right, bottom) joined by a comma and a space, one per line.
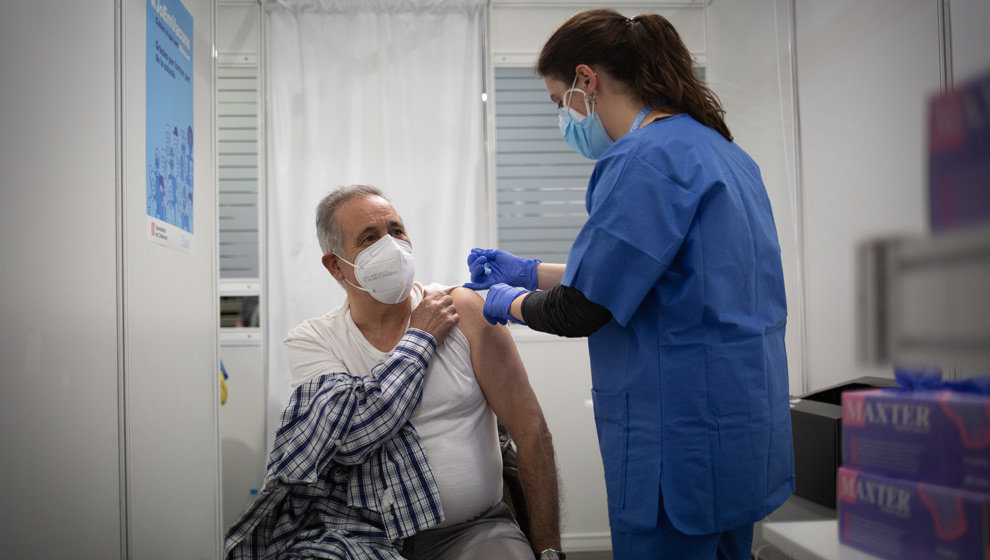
337, 235, 416, 304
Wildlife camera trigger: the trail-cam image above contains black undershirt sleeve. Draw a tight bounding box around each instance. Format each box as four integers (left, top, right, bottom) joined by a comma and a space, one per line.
520, 284, 613, 338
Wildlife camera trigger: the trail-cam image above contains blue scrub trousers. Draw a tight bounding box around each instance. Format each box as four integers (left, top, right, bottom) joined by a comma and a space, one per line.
611, 494, 754, 560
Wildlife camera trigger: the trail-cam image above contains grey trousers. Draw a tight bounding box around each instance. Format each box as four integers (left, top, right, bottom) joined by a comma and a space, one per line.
401, 502, 533, 560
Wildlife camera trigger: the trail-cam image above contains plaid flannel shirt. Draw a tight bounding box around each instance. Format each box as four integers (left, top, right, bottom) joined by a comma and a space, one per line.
224, 329, 445, 559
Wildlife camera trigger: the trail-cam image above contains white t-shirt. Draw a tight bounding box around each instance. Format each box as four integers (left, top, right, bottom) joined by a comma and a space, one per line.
284, 283, 503, 526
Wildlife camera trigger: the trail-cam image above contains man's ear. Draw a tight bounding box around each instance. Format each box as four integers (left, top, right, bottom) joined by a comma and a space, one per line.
322, 253, 344, 281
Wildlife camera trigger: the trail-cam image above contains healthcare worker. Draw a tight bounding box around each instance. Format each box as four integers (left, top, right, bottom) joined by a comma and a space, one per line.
464, 9, 794, 560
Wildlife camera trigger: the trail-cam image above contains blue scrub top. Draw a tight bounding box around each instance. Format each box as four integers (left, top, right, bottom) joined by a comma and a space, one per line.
563, 114, 795, 535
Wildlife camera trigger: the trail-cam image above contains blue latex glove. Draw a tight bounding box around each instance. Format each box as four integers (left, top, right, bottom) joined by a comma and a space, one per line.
463, 248, 542, 291
482, 283, 528, 325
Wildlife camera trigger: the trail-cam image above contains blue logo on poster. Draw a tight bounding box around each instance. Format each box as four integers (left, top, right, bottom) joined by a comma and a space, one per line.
146, 0, 194, 234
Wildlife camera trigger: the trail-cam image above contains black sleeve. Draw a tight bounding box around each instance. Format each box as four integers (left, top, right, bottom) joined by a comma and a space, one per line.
520, 284, 612, 338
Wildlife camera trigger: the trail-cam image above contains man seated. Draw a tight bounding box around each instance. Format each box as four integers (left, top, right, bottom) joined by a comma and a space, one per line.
225, 185, 562, 560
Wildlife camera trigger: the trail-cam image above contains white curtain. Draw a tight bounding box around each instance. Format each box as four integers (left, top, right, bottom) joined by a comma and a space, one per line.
265, 0, 488, 447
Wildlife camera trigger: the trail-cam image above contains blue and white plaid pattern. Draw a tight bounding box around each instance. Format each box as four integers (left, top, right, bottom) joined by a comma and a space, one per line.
224, 329, 445, 559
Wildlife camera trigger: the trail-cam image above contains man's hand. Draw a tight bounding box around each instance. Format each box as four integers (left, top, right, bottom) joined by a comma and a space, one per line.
409, 290, 459, 345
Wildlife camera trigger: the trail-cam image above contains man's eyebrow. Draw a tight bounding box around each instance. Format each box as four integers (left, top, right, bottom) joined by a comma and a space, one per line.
354, 226, 377, 241
354, 220, 403, 242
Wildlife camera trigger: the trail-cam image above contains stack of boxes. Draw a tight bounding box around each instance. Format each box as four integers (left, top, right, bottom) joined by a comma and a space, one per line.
927, 68, 990, 234
837, 67, 990, 560
837, 385, 990, 559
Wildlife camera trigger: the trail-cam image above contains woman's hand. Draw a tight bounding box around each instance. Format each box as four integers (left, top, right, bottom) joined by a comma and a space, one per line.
480, 283, 528, 325
463, 248, 541, 291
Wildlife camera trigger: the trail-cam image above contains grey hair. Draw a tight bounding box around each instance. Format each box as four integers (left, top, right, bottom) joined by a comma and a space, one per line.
315, 185, 386, 255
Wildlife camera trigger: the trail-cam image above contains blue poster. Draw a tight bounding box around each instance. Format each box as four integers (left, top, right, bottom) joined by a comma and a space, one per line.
146, 0, 193, 251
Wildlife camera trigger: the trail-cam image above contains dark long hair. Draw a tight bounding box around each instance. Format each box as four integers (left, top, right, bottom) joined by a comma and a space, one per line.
536, 9, 732, 142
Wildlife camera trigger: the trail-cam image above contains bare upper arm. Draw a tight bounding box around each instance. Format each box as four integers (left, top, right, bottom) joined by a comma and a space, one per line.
449, 287, 547, 436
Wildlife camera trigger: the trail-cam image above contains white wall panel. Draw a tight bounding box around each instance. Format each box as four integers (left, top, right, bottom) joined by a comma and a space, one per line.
121, 0, 220, 557
796, 0, 939, 391
949, 0, 990, 84
217, 2, 261, 56
0, 2, 122, 557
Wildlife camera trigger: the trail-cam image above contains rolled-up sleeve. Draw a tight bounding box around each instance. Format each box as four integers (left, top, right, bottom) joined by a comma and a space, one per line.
334, 329, 436, 464
267, 329, 437, 482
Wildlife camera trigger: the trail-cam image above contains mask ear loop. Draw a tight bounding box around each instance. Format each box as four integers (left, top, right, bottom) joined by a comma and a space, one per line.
334, 253, 356, 268
332, 253, 369, 293
563, 74, 593, 119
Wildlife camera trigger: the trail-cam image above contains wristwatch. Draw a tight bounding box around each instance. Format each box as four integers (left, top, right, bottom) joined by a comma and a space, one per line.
539, 549, 566, 560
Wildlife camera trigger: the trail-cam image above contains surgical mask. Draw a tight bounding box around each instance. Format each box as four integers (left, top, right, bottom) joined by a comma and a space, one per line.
559, 75, 613, 159
336, 235, 416, 304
